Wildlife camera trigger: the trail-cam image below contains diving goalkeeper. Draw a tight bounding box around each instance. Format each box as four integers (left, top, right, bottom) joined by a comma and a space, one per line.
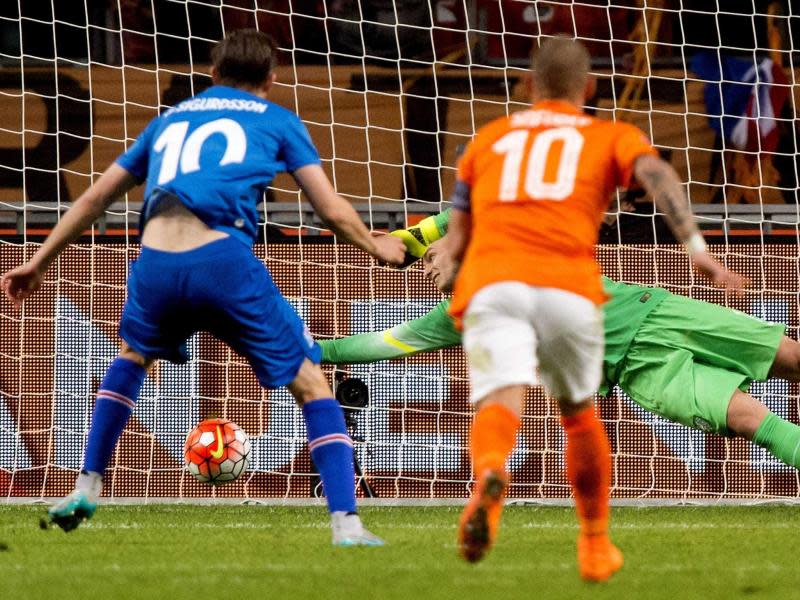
320, 211, 800, 468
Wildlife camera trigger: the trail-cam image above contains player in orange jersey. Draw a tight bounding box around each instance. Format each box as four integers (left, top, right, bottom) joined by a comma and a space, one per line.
437, 37, 746, 581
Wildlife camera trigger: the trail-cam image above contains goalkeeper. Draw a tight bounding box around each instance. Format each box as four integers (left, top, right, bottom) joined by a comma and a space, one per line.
320, 210, 800, 468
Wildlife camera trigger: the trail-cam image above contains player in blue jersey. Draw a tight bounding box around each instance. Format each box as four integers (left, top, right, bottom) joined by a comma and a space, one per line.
1, 30, 405, 544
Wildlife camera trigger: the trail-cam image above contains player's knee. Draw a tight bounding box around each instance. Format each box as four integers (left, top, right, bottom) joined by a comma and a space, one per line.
118, 343, 154, 370
782, 338, 800, 378
769, 336, 800, 380
287, 359, 333, 404
475, 385, 525, 416
726, 391, 768, 441
558, 397, 593, 417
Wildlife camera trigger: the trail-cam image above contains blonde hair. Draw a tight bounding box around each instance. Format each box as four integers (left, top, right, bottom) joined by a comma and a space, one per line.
530, 36, 591, 100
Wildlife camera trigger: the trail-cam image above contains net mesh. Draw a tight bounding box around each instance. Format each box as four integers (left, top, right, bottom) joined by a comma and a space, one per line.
1, 1, 799, 500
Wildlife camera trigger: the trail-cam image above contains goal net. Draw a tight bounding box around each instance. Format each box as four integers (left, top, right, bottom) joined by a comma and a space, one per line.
1, 1, 798, 501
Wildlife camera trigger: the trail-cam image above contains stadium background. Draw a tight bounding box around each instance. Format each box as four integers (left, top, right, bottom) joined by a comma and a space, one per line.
1, 1, 800, 501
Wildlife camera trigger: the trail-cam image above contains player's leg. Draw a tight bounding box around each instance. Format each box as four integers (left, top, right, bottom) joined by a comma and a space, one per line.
536, 288, 621, 582
619, 298, 800, 468
48, 247, 191, 531
458, 385, 525, 563
555, 395, 621, 582
767, 336, 800, 381
48, 343, 155, 531
691, 316, 800, 468
726, 389, 800, 468
285, 359, 383, 546
458, 283, 534, 562
725, 389, 769, 439
208, 245, 381, 545
619, 343, 800, 471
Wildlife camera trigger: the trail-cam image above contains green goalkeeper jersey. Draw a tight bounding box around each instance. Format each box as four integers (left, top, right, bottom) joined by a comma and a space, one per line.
319, 277, 669, 394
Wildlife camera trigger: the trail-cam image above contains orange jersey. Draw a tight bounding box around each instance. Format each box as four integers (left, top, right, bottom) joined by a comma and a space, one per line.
449, 100, 657, 322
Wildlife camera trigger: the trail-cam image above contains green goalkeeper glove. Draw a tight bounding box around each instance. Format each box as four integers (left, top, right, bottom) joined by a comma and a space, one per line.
390, 209, 451, 267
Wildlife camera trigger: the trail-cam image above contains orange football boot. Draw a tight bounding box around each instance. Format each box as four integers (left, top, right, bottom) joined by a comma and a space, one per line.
577, 533, 624, 582
457, 469, 508, 563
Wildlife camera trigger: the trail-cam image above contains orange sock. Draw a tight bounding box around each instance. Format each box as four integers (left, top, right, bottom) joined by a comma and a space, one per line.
561, 406, 612, 536
470, 403, 521, 476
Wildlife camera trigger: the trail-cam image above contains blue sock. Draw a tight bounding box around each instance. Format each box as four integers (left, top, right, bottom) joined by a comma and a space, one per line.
303, 398, 357, 514
83, 357, 146, 476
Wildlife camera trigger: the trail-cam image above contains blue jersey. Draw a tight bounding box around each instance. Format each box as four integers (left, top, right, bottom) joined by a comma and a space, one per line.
116, 85, 320, 245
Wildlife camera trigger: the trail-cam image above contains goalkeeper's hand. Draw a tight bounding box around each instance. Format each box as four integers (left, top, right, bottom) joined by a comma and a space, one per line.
389, 213, 447, 268
390, 227, 428, 268
691, 250, 749, 293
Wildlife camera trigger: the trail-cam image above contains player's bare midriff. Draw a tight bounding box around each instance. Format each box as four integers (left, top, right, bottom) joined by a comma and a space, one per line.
140, 199, 229, 252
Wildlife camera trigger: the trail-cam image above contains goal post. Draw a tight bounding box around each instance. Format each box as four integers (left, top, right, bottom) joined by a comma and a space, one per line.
1, 1, 799, 502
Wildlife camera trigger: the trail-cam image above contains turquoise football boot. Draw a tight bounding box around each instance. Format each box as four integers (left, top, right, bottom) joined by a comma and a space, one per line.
48, 489, 98, 532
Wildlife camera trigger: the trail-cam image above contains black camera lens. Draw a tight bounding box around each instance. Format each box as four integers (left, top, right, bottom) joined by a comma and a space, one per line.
335, 377, 369, 409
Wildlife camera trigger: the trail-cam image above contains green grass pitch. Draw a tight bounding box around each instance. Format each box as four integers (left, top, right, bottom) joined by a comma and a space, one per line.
1, 504, 798, 600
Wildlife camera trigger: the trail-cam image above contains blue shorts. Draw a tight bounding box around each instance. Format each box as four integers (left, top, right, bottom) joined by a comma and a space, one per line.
119, 237, 321, 389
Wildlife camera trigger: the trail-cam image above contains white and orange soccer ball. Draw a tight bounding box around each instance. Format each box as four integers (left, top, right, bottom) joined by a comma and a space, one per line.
184, 418, 251, 485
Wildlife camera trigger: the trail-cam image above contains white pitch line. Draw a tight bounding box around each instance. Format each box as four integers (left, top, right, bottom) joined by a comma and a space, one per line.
519, 521, 795, 530
0, 561, 788, 575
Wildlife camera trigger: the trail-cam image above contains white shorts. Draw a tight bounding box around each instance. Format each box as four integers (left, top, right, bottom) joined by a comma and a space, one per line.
462, 282, 604, 404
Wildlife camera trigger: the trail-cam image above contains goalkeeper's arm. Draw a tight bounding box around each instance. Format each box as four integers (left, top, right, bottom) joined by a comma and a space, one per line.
320, 300, 462, 364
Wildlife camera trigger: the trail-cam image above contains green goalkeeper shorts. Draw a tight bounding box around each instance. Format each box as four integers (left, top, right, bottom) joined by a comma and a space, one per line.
616, 294, 785, 436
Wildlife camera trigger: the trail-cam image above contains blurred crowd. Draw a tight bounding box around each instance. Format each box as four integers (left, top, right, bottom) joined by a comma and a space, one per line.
0, 1, 786, 67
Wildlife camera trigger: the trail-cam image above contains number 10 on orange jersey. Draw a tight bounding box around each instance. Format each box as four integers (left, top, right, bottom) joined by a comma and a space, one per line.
493, 126, 584, 202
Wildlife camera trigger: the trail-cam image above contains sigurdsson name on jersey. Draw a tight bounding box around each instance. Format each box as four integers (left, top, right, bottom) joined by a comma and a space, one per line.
165, 97, 268, 117
510, 109, 592, 128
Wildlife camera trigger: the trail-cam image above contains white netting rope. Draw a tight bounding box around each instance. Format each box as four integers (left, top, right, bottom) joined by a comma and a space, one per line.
0, 2, 798, 501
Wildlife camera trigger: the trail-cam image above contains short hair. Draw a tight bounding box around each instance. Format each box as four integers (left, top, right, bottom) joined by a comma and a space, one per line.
211, 29, 278, 88
530, 36, 591, 100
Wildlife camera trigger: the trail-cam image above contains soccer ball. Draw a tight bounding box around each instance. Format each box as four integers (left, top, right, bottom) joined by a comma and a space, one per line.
184, 418, 251, 485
